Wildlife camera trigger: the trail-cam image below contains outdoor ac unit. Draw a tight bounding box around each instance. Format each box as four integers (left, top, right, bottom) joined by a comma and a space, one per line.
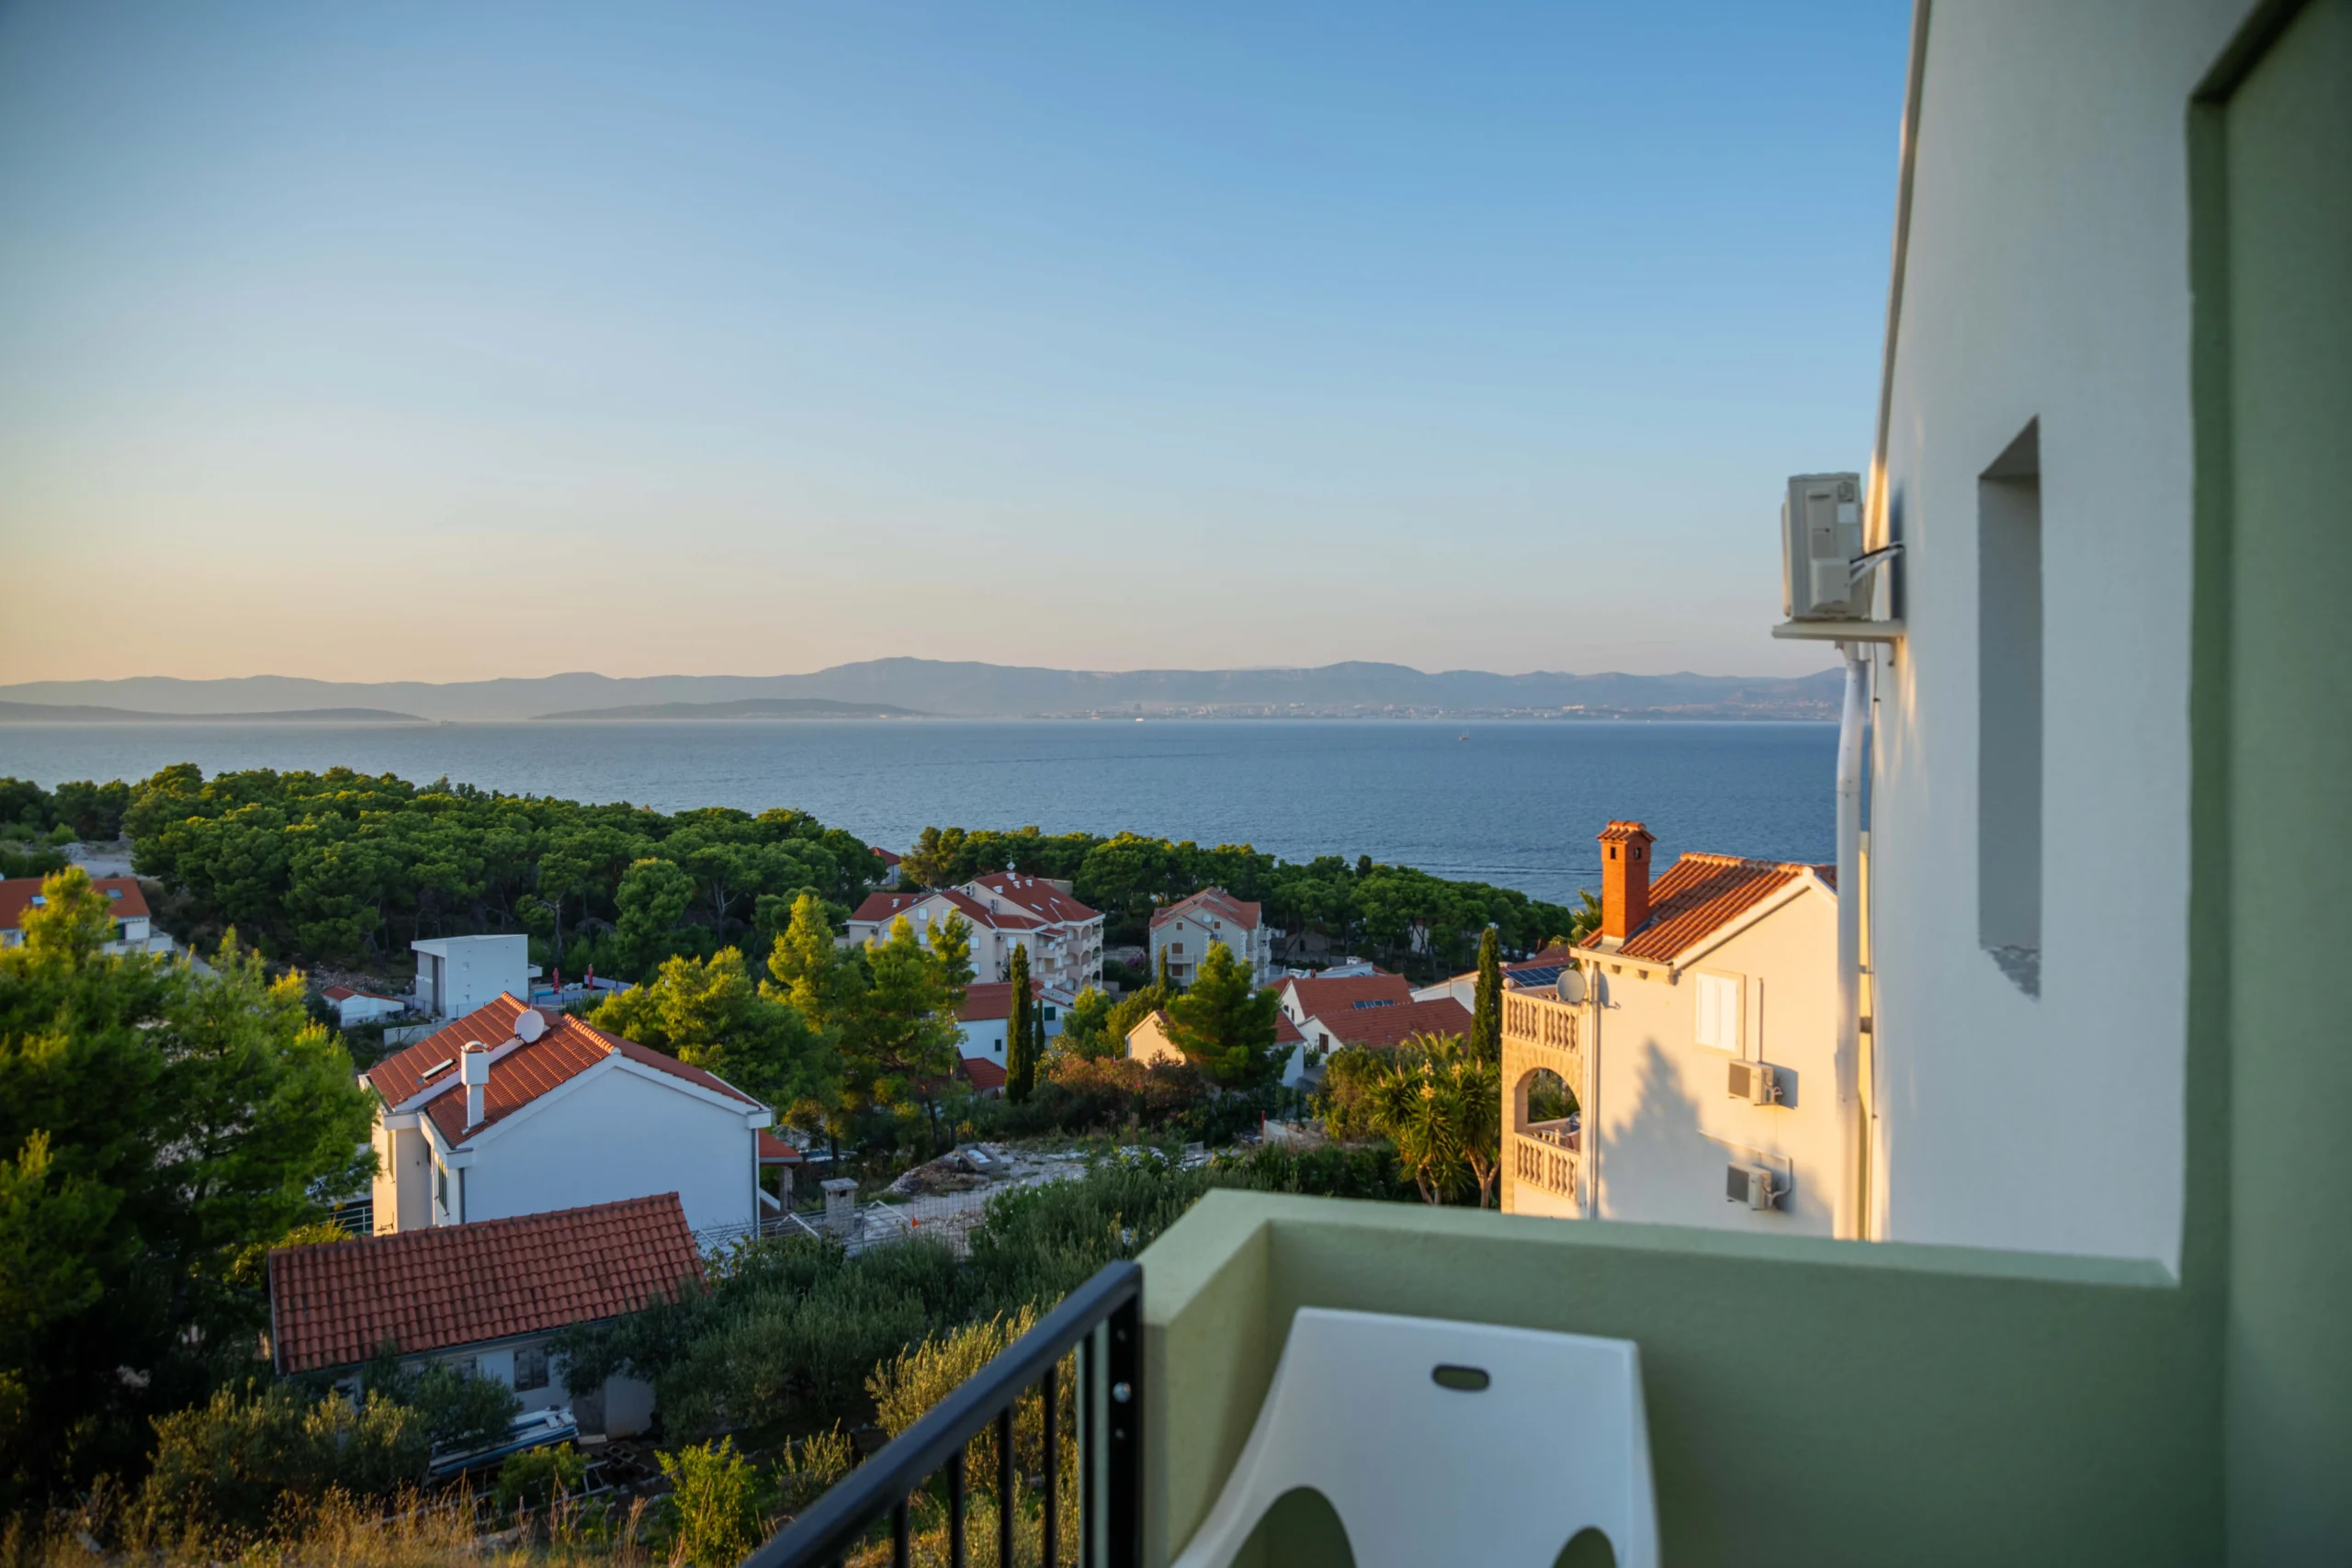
1726, 1059, 1781, 1106
1781, 472, 1865, 619
1726, 1163, 1786, 1212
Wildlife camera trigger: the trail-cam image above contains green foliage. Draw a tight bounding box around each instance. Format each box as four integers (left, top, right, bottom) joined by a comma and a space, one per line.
657, 1438, 765, 1568
774, 1426, 854, 1517
838, 917, 964, 1153
137, 1383, 428, 1538
0, 870, 377, 1506
1054, 987, 1120, 1061
0, 777, 132, 841
112, 763, 881, 974
1360, 1032, 1503, 1206
590, 948, 832, 1112
985, 1056, 1214, 1142
1161, 943, 1282, 1088
496, 1443, 588, 1508
356, 1350, 522, 1452
868, 1304, 1066, 1491
1316, 1046, 1392, 1142
964, 1155, 1215, 1314
1471, 925, 1504, 1064
1005, 946, 1039, 1103
1207, 1142, 1419, 1203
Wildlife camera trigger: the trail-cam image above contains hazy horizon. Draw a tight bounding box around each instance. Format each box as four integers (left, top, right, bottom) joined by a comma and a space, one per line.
1, 2, 1905, 684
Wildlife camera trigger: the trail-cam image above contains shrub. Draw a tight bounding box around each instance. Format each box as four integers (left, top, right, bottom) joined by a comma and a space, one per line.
496, 1443, 588, 1509
658, 1438, 765, 1568
774, 1427, 855, 1517
963, 1155, 1215, 1314
868, 1305, 1069, 1489
1209, 1143, 1418, 1203
137, 1383, 426, 1538
358, 1351, 522, 1452
995, 1057, 1213, 1138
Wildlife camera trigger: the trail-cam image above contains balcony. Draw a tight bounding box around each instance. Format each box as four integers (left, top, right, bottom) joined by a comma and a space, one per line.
1501, 987, 1579, 1068
1511, 1120, 1579, 1203
1137, 1192, 2216, 1564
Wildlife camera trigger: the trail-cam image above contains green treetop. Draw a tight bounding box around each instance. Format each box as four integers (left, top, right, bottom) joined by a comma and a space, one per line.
1471, 925, 1503, 1064
1005, 944, 1038, 1103
1162, 942, 1282, 1089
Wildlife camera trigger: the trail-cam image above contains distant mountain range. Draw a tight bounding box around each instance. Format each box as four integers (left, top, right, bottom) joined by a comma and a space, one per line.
533, 697, 929, 722
0, 660, 1843, 723
0, 701, 426, 724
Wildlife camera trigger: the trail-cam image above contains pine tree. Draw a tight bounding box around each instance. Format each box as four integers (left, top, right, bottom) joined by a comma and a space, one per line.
1471, 925, 1504, 1064
1006, 944, 1038, 1103
1163, 942, 1282, 1089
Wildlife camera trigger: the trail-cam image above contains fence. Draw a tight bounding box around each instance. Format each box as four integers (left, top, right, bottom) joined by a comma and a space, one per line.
742, 1260, 1144, 1568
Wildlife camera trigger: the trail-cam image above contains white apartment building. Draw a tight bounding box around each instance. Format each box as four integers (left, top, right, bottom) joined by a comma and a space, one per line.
1149, 887, 1277, 985
845, 874, 1103, 989
412, 934, 532, 1021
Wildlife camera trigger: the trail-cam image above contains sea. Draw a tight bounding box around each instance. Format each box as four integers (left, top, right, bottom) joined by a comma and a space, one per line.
0, 720, 1838, 908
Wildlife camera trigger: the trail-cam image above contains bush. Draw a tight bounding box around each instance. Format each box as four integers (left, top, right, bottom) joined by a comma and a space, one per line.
992, 1056, 1213, 1138
1209, 1142, 1418, 1202
868, 1305, 1064, 1490
496, 1444, 588, 1509
358, 1352, 521, 1452
658, 1438, 765, 1568
774, 1427, 855, 1517
137, 1383, 426, 1538
963, 1155, 1215, 1314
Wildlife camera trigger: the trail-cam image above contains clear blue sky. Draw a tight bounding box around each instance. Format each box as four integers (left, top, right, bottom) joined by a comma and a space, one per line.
0, 2, 1910, 683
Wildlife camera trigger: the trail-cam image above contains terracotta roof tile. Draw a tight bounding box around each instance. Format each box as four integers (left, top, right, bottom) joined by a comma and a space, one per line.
850, 892, 923, 924
267, 1195, 703, 1374
0, 875, 149, 930
1150, 886, 1263, 932
362, 996, 757, 1145
967, 873, 1100, 925
956, 979, 1046, 1021
961, 1055, 1008, 1091
1576, 852, 1833, 964
1298, 995, 1474, 1050
1283, 972, 1413, 1018
757, 1130, 804, 1164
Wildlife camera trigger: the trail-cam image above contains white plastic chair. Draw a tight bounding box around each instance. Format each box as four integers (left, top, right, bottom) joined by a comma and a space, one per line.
1169, 1307, 1658, 1568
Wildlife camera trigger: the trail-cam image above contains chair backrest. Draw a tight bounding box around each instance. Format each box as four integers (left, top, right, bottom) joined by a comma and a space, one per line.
1170, 1306, 1657, 1568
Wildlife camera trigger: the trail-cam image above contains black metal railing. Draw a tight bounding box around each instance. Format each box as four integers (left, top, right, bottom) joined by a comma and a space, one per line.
742, 1260, 1142, 1568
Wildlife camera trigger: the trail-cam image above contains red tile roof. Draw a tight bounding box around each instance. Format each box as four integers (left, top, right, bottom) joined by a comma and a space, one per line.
268, 1194, 704, 1374
1150, 886, 1263, 932
0, 875, 149, 931
956, 979, 1047, 1022
1282, 972, 1413, 1018
1576, 853, 1835, 964
757, 1130, 804, 1164
1298, 995, 1474, 1051
362, 995, 757, 1145
961, 1055, 1008, 1091
1274, 1010, 1305, 1045
850, 891, 923, 924
872, 846, 903, 866
968, 873, 1100, 925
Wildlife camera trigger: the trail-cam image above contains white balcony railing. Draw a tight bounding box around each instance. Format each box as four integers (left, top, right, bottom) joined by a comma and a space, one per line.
1512, 1129, 1578, 1201
1502, 988, 1579, 1055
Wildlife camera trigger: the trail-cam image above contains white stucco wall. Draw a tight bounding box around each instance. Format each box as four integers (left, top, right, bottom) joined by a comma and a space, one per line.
456, 1062, 759, 1235
413, 935, 529, 1020
1867, 0, 2255, 1270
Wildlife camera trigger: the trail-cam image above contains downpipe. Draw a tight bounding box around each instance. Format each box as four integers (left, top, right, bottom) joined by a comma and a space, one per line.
1834, 641, 1869, 1241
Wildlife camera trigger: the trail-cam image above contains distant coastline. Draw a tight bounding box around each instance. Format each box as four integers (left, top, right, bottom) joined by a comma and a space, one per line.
0, 702, 427, 725
531, 697, 928, 722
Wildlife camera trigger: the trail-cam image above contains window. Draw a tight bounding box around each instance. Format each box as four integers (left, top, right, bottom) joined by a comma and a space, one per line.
1979, 419, 2043, 997
1172, 942, 1184, 954
513, 1345, 548, 1392
435, 1162, 448, 1212
1694, 973, 1741, 1052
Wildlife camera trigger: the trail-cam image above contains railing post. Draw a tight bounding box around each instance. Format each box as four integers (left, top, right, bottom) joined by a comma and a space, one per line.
1106, 1293, 1142, 1568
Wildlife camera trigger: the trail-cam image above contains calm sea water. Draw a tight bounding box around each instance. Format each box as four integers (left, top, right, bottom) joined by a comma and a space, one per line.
0, 720, 1836, 908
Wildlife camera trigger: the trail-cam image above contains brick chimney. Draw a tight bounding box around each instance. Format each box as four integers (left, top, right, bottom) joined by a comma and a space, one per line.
461, 1043, 490, 1128
1598, 821, 1656, 944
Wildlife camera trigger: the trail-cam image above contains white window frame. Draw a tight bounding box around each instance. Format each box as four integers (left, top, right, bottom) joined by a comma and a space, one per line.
1693, 971, 1743, 1053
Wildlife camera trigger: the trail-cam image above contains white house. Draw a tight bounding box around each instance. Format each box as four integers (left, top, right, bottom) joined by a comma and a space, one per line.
846, 875, 1103, 990
412, 934, 533, 1021
360, 994, 774, 1241
0, 874, 174, 956
1150, 887, 1277, 985
321, 985, 407, 1028
1499, 820, 1842, 1235
953, 977, 1071, 1071
268, 1193, 704, 1438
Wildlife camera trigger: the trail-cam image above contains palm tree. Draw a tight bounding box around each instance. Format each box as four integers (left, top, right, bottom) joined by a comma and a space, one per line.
1363, 1032, 1502, 1206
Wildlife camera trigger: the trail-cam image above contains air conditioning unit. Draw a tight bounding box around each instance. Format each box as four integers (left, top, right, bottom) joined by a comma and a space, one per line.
1727, 1059, 1781, 1105
1781, 472, 1865, 619
1725, 1163, 1787, 1212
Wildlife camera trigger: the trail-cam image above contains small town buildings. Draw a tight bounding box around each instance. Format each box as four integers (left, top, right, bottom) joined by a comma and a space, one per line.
1126, 1007, 1310, 1086
0, 874, 173, 956
1498, 820, 1840, 1235
872, 846, 904, 886
954, 978, 1070, 1072
1149, 887, 1278, 985
1411, 949, 1579, 1009
845, 875, 1103, 989
360, 994, 775, 1241
267, 1193, 704, 1438
412, 935, 533, 1021
322, 985, 408, 1028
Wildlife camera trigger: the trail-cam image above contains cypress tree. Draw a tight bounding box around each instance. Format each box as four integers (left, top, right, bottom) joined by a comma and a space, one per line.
1006, 944, 1037, 1102
1471, 925, 1504, 1064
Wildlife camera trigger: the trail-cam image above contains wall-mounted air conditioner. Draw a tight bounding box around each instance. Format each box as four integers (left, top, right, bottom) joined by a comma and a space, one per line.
1772, 472, 1905, 643
1726, 1059, 1782, 1106
1726, 1163, 1787, 1212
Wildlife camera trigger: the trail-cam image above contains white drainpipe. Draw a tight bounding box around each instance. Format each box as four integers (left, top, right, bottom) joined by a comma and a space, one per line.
1833, 643, 1869, 1240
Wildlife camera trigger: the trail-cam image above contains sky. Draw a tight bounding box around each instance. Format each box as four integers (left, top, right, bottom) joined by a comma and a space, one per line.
0, 2, 1911, 686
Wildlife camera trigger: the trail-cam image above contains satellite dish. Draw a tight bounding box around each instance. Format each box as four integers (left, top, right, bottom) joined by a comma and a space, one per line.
1556, 970, 1587, 1006
514, 1010, 548, 1043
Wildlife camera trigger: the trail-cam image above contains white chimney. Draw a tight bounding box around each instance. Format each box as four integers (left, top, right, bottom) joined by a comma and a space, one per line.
460, 1043, 490, 1128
